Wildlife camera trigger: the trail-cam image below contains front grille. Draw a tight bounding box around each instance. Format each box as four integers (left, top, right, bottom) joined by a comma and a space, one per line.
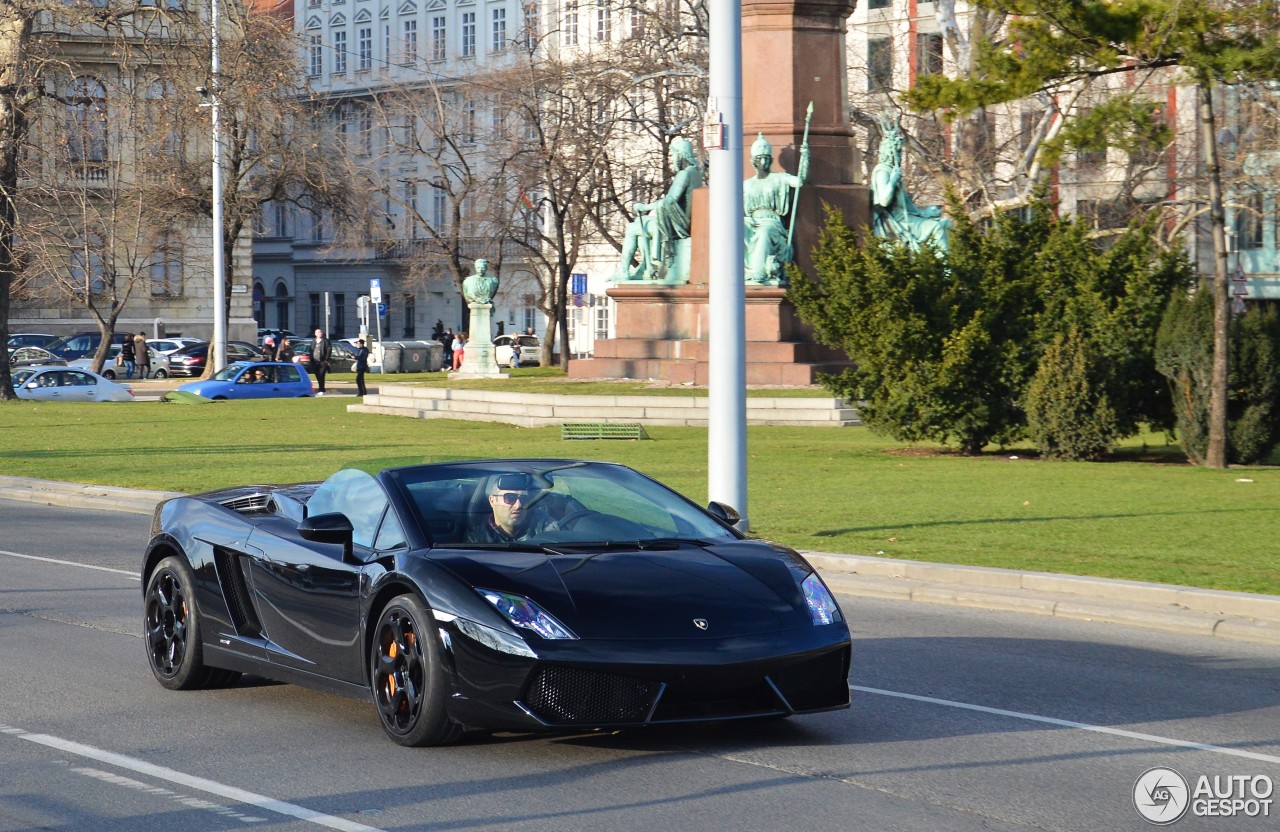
768, 648, 850, 712
523, 665, 660, 725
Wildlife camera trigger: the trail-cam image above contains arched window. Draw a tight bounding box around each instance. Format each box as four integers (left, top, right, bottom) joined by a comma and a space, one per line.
149, 233, 183, 296
66, 77, 108, 168
71, 234, 106, 294
144, 79, 182, 157
253, 282, 266, 328
275, 281, 291, 330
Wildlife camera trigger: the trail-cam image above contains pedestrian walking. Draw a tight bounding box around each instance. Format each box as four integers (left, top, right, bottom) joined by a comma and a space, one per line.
354, 338, 369, 396
134, 331, 150, 379
311, 328, 332, 395
276, 337, 295, 363
120, 335, 136, 379
451, 332, 465, 370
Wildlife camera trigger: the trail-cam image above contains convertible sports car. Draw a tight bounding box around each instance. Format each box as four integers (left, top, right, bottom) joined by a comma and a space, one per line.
142, 460, 851, 746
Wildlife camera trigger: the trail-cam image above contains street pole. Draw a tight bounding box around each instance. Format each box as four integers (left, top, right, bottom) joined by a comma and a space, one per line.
210, 0, 227, 373
708, 0, 748, 528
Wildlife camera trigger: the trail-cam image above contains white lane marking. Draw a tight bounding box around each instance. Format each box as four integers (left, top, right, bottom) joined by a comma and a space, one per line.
4, 727, 388, 832
0, 549, 139, 580
73, 768, 268, 823
852, 684, 1280, 766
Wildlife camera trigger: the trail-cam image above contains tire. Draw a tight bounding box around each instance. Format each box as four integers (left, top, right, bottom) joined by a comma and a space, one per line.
370, 595, 462, 747
153, 368, 168, 379
103, 369, 115, 380
143, 556, 239, 690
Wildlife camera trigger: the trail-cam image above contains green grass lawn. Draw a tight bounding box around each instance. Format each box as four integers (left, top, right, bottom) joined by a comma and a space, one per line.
2, 392, 1276, 595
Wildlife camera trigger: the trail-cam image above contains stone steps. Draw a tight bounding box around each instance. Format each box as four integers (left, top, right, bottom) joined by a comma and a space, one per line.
347, 386, 861, 427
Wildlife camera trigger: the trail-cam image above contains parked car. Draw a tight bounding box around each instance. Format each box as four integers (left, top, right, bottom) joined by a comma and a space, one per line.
290, 338, 358, 374
257, 328, 297, 347
177, 361, 314, 400
493, 334, 541, 367
67, 343, 170, 379
8, 346, 66, 369
11, 367, 134, 402
7, 333, 58, 352
148, 337, 204, 357
167, 341, 265, 377
43, 331, 134, 361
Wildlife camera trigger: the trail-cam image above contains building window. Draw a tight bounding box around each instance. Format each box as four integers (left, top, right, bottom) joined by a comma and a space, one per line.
432, 181, 447, 228
595, 0, 610, 41
66, 77, 108, 168
867, 0, 891, 8
492, 7, 506, 52
1075, 109, 1107, 173
403, 180, 419, 237
403, 295, 416, 337
461, 12, 476, 57
563, 1, 577, 46
309, 34, 323, 76
334, 293, 346, 338
149, 236, 183, 296
333, 30, 348, 73
463, 99, 477, 143
522, 306, 537, 334
523, 2, 538, 48
594, 302, 609, 341
275, 282, 290, 331
275, 201, 288, 237
1237, 192, 1266, 250
492, 101, 507, 138
431, 15, 447, 60
867, 38, 892, 92
627, 4, 642, 39
310, 293, 322, 331
358, 27, 373, 69
916, 32, 943, 76
403, 19, 417, 64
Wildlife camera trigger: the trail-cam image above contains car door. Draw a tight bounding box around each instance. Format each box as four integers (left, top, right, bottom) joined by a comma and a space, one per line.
62, 371, 102, 401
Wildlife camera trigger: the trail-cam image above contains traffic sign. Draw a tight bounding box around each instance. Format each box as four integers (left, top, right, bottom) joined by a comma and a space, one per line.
369, 278, 382, 304
378, 302, 388, 317
570, 273, 587, 295
572, 295, 584, 308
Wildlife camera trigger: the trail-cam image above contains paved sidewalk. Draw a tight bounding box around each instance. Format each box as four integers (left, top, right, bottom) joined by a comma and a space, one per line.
2, 475, 1277, 646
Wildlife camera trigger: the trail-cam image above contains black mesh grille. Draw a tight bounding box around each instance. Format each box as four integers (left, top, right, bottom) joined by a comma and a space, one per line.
523, 665, 660, 725
768, 648, 850, 712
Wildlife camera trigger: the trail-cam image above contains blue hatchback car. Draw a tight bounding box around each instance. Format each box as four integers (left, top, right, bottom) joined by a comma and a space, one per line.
177, 362, 314, 400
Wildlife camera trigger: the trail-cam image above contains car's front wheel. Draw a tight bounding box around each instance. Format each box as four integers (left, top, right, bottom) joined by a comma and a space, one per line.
152, 368, 168, 379
370, 595, 462, 746
102, 369, 116, 379
143, 556, 240, 690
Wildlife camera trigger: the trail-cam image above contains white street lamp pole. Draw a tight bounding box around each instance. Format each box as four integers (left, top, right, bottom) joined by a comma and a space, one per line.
708, 0, 748, 528
210, 0, 227, 372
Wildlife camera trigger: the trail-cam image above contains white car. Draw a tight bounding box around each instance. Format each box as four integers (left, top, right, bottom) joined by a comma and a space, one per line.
11, 367, 135, 402
149, 337, 204, 357
493, 334, 541, 367
67, 344, 171, 379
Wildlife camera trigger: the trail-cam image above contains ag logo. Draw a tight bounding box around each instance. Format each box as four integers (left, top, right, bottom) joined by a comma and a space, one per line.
1134, 767, 1190, 825
692, 618, 708, 630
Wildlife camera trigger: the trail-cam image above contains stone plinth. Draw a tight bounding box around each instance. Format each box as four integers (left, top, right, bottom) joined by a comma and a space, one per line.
567, 285, 851, 385
451, 302, 505, 379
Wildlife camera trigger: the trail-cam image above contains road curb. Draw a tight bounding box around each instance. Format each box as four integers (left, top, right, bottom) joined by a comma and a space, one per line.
2, 475, 1276, 646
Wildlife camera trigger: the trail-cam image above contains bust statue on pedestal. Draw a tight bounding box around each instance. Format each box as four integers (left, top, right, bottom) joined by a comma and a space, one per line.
462, 258, 499, 304
453, 258, 505, 378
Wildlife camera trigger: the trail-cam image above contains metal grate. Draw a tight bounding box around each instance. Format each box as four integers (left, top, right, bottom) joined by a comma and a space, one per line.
561, 423, 650, 440
220, 492, 272, 514
523, 665, 660, 725
767, 648, 851, 713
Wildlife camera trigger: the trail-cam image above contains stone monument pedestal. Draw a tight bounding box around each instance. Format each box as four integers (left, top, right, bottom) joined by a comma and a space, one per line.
567, 285, 852, 385
450, 302, 505, 379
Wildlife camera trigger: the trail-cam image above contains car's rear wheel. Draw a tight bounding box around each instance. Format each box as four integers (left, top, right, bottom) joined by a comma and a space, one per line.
144, 556, 240, 690
102, 369, 116, 379
370, 595, 462, 746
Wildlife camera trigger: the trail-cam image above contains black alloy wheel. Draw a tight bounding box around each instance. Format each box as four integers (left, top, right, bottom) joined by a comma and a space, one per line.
143, 556, 239, 690
370, 595, 462, 746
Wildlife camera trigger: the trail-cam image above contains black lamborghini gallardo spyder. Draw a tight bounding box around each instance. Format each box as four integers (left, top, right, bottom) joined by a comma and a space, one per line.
142, 460, 851, 746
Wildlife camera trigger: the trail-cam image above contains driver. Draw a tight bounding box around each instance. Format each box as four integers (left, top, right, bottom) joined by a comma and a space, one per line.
467, 473, 553, 543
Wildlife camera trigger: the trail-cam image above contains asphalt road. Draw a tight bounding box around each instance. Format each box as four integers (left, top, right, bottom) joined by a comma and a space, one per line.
1, 502, 1278, 832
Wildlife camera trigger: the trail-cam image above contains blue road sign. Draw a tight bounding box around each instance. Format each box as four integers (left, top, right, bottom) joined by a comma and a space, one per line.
378, 302, 388, 317
571, 273, 587, 295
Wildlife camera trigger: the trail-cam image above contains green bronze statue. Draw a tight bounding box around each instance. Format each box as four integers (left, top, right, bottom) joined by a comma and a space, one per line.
871, 113, 950, 252
612, 138, 702, 284
743, 129, 809, 286
462, 258, 499, 304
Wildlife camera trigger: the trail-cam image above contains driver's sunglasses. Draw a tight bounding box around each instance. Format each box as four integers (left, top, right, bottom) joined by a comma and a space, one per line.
496, 491, 528, 505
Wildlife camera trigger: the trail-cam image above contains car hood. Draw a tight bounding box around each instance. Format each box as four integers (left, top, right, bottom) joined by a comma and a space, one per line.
431, 542, 812, 640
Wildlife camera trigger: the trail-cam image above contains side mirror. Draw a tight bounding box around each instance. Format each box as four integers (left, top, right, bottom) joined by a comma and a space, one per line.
706, 501, 741, 527
299, 512, 355, 560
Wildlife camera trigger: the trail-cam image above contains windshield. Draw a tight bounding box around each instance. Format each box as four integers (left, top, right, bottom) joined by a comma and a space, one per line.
211, 365, 248, 381
386, 461, 739, 547
12, 369, 35, 387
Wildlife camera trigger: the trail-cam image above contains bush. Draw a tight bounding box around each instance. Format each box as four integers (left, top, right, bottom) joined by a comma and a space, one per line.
1155, 290, 1280, 464
1026, 328, 1118, 460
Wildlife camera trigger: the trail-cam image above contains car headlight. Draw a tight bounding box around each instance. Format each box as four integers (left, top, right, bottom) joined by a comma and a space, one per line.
478, 589, 577, 640
801, 573, 842, 625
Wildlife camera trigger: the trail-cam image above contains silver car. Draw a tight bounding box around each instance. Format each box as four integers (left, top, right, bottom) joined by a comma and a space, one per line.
11, 367, 135, 402
67, 343, 170, 379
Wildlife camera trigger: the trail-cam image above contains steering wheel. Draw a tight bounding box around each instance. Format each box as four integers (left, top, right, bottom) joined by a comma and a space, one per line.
552, 508, 599, 531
